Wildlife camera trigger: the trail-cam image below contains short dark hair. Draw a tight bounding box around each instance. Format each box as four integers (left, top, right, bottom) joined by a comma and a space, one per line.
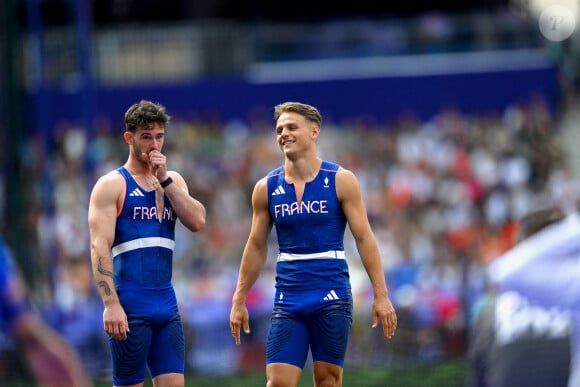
517, 207, 566, 242
274, 102, 322, 128
124, 100, 171, 133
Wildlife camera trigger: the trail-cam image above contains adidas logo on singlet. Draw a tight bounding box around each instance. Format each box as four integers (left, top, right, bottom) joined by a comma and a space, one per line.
323, 290, 339, 301
129, 188, 144, 197
271, 185, 286, 196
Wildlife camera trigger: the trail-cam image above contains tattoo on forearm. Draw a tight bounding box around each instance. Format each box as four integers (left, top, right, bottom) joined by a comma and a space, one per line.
97, 256, 114, 277
97, 256, 114, 296
98, 281, 111, 296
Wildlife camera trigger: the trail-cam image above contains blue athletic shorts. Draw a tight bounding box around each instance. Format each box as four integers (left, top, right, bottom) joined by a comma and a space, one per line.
110, 286, 185, 386
266, 287, 353, 368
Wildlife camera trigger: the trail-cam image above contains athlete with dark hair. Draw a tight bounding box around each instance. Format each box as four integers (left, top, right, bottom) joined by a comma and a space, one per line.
88, 100, 206, 387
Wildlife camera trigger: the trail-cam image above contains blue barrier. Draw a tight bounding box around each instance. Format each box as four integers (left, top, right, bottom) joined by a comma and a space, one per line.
28, 64, 559, 132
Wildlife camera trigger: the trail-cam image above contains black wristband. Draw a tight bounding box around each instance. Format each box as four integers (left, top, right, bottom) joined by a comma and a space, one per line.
160, 177, 173, 189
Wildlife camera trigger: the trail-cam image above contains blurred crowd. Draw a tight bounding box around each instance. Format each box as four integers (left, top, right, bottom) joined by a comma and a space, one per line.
4, 94, 579, 380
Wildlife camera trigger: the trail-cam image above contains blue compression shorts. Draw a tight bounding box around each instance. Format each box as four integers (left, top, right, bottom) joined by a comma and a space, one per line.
110, 286, 185, 386
266, 287, 353, 368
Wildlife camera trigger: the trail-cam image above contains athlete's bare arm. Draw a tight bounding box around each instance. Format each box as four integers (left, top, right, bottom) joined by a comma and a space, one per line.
88, 171, 129, 340
230, 177, 273, 345
143, 149, 206, 232
336, 167, 397, 339
160, 171, 206, 232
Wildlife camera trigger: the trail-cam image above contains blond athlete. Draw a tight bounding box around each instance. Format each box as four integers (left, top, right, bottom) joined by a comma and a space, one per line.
230, 102, 397, 387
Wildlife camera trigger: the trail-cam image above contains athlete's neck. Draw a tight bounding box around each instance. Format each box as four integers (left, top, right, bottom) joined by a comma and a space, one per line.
125, 163, 160, 190
124, 160, 150, 177
284, 157, 322, 183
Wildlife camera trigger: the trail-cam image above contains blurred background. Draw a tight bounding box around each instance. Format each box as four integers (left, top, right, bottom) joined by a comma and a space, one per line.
1, 0, 580, 385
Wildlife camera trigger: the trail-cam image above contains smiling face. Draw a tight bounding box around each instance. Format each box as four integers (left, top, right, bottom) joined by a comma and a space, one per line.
275, 111, 319, 159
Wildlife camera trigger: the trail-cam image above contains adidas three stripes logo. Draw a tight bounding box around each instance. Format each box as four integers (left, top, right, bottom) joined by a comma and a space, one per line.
129, 188, 144, 197
323, 290, 339, 301
271, 185, 286, 196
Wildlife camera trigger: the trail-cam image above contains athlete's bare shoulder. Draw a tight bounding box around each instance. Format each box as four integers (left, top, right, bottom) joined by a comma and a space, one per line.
94, 169, 123, 187
255, 175, 268, 189
251, 176, 269, 209
99, 168, 123, 181
335, 166, 361, 200
335, 166, 358, 183
253, 176, 268, 195
90, 169, 124, 201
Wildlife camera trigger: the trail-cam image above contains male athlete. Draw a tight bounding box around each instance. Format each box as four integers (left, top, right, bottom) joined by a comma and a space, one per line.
88, 100, 206, 386
230, 101, 397, 387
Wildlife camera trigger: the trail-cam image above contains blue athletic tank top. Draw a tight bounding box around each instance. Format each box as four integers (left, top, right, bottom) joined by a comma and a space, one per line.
267, 161, 350, 290
112, 167, 177, 288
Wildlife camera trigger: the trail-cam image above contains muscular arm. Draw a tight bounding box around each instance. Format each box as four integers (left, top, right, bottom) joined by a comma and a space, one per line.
144, 149, 206, 232
88, 172, 129, 340
161, 171, 206, 232
336, 168, 397, 339
230, 178, 272, 345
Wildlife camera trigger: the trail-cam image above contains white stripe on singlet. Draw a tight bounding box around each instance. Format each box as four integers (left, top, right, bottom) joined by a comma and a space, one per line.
277, 250, 346, 262
111, 237, 175, 258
